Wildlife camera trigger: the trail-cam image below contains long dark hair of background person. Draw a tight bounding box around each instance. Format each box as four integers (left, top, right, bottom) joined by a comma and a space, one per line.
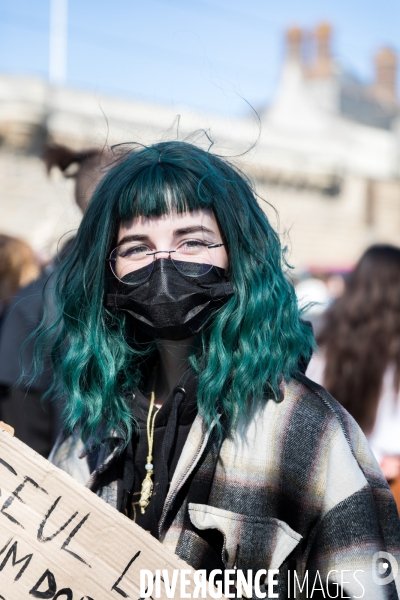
318, 244, 400, 435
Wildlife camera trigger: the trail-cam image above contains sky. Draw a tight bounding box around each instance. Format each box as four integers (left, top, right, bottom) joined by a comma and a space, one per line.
0, 0, 399, 117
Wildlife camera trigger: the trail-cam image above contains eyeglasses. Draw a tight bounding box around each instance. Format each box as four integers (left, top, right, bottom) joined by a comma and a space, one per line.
106, 240, 225, 286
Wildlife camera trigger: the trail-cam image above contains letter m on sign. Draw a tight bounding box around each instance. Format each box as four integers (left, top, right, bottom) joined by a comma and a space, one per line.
0, 540, 33, 581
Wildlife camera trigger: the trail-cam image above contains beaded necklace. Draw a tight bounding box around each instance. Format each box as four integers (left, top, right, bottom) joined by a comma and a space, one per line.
138, 371, 159, 514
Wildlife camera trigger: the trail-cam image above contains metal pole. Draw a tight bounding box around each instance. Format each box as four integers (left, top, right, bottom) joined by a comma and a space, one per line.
49, 0, 68, 86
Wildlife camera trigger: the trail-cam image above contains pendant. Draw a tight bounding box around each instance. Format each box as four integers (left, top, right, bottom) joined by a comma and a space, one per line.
139, 468, 154, 514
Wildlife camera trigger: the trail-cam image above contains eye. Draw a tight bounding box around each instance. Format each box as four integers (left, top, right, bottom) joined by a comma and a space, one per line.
179, 239, 209, 253
119, 244, 150, 258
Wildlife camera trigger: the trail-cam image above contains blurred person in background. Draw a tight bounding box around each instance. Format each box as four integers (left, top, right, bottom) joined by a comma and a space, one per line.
296, 271, 345, 338
43, 144, 119, 212
307, 245, 400, 487
0, 234, 39, 330
0, 144, 119, 456
295, 275, 331, 337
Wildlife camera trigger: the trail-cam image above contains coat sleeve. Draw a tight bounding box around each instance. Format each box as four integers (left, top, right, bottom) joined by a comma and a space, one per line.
304, 407, 400, 600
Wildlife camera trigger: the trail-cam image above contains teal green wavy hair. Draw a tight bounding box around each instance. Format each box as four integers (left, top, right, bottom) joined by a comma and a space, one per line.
33, 141, 314, 445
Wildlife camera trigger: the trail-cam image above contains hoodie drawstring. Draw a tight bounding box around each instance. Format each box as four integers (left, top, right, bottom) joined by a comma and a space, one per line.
150, 386, 186, 538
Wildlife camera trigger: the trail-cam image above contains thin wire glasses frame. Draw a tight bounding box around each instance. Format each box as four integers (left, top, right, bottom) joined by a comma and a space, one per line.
106, 242, 225, 286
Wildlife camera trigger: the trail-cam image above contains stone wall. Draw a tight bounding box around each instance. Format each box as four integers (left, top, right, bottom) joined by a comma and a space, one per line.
258, 175, 400, 270
1, 147, 400, 269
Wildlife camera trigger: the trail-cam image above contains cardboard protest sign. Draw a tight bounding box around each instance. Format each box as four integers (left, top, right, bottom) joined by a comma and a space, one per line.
0, 426, 224, 600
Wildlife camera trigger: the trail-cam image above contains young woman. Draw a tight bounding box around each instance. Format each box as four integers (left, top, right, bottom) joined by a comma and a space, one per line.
307, 245, 400, 482
40, 142, 399, 599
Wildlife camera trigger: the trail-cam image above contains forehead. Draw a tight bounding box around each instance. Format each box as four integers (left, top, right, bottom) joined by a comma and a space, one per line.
117, 209, 218, 241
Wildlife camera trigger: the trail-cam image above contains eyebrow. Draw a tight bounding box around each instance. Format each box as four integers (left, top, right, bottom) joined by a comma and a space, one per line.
173, 225, 216, 236
117, 225, 216, 247
117, 234, 151, 246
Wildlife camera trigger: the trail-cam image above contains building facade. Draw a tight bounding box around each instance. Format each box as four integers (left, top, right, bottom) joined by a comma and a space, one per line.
0, 24, 399, 269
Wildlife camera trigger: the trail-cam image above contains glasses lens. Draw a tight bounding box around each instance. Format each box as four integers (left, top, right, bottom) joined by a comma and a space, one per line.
171, 244, 220, 277
109, 244, 154, 285
171, 258, 213, 277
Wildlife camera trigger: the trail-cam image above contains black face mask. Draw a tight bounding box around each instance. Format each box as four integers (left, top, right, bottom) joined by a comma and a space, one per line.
104, 258, 234, 340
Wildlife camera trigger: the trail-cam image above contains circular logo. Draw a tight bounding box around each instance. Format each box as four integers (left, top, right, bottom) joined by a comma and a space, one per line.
372, 551, 398, 586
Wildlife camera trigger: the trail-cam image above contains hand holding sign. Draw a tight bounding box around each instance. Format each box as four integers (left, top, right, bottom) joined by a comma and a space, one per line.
0, 424, 14, 437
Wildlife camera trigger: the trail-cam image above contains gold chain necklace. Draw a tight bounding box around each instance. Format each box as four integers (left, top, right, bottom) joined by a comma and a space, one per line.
138, 371, 159, 515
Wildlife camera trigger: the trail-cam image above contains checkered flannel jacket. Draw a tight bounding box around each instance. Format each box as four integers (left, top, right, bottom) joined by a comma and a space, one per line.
50, 374, 400, 599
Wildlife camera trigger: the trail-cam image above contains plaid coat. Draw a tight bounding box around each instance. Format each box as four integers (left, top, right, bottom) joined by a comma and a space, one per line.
50, 374, 400, 599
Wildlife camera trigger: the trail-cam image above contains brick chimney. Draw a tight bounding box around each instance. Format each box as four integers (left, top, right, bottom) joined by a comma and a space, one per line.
286, 27, 303, 63
313, 23, 333, 77
373, 47, 397, 104
303, 23, 334, 79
